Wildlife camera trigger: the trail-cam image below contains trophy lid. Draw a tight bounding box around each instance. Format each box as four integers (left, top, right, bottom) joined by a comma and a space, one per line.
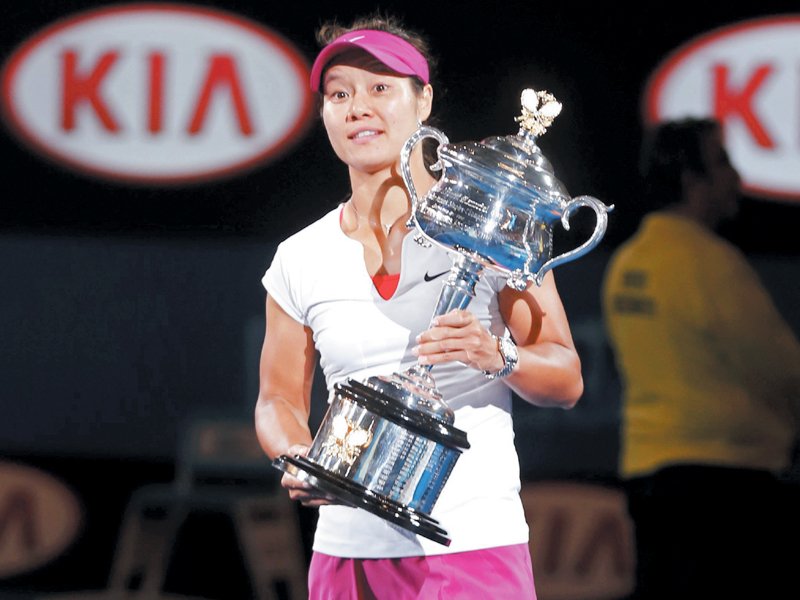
438, 89, 570, 208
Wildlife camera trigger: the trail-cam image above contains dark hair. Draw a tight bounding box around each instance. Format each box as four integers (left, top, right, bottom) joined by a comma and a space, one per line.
315, 12, 438, 92
639, 117, 720, 210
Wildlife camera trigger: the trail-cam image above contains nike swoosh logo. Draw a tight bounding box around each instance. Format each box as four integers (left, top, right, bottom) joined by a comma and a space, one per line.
424, 269, 450, 282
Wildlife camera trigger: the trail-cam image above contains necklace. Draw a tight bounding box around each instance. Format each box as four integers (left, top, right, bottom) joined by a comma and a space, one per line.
347, 201, 396, 234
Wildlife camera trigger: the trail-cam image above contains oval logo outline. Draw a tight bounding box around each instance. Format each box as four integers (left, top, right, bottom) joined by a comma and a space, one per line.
0, 460, 84, 578
521, 481, 635, 599
0, 3, 314, 185
642, 14, 800, 202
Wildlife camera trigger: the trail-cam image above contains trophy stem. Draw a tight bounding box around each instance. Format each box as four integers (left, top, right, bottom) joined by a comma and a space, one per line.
371, 253, 485, 419
410, 253, 484, 378
428, 253, 485, 327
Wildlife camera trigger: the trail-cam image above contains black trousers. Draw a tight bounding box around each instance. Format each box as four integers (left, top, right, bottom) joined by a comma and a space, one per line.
624, 465, 800, 599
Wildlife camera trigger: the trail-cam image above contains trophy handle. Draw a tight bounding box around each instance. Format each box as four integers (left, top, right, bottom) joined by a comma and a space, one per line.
532, 196, 614, 286
400, 126, 450, 227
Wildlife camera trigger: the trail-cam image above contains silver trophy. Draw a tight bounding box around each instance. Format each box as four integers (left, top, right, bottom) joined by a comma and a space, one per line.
273, 88, 612, 545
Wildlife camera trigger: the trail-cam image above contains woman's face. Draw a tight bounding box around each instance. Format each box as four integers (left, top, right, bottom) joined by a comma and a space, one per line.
320, 54, 432, 176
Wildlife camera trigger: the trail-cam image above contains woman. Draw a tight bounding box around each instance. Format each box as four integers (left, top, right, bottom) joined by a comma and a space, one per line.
255, 14, 583, 599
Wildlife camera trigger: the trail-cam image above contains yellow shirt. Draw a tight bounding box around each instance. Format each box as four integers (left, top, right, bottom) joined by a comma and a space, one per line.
603, 212, 800, 478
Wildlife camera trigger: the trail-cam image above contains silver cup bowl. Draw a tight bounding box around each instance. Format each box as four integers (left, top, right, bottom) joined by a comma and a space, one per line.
274, 88, 612, 546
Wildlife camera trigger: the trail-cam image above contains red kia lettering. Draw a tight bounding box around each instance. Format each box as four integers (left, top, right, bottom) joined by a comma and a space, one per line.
1, 4, 311, 184
713, 63, 775, 148
62, 50, 120, 132
643, 15, 800, 201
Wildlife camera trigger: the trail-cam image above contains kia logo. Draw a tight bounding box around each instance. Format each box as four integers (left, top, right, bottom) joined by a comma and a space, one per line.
643, 15, 800, 202
0, 461, 83, 578
521, 482, 635, 599
1, 3, 313, 185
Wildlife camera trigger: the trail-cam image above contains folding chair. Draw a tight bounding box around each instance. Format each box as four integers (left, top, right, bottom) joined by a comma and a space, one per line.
107, 413, 308, 600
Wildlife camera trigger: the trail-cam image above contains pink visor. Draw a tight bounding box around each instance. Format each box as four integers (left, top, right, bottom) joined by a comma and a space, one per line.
310, 29, 429, 92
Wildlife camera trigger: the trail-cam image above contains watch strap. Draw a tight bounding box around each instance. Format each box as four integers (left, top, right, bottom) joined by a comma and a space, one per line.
483, 333, 518, 380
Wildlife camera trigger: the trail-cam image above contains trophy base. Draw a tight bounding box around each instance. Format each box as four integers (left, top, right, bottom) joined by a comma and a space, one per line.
274, 454, 451, 546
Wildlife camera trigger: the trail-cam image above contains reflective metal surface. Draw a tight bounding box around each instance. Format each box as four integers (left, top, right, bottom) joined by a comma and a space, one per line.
274, 88, 612, 545
401, 88, 613, 290
275, 376, 467, 545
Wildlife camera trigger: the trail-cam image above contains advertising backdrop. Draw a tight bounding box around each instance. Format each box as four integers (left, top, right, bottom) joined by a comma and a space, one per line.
1, 2, 798, 595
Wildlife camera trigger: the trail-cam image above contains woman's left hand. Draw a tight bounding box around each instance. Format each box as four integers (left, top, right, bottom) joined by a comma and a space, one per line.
414, 309, 504, 373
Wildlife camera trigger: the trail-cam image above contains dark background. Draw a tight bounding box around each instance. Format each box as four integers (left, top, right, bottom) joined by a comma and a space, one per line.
1, 1, 798, 597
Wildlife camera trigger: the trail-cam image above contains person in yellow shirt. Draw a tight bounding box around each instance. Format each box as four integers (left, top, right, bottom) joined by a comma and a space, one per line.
603, 118, 800, 598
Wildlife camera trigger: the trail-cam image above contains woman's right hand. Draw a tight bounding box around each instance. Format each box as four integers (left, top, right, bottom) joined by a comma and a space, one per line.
281, 443, 336, 507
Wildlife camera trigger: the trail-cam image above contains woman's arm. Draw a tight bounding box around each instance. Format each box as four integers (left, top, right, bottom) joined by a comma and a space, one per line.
255, 295, 329, 505
414, 271, 583, 408
498, 271, 583, 407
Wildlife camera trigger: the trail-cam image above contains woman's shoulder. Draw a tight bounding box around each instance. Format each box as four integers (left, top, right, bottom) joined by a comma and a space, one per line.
264, 205, 348, 295
276, 205, 343, 250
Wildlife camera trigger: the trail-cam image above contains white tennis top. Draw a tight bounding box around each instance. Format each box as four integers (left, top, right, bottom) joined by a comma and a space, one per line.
263, 206, 529, 557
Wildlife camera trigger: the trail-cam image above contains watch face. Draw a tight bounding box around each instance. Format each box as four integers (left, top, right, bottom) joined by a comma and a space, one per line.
504, 337, 519, 362
484, 334, 518, 379
497, 335, 518, 377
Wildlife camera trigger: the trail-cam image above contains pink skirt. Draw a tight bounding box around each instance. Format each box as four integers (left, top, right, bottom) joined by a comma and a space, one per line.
308, 543, 536, 599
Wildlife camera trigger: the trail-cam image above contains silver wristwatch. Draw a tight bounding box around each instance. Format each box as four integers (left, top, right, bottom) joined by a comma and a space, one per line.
483, 333, 519, 380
